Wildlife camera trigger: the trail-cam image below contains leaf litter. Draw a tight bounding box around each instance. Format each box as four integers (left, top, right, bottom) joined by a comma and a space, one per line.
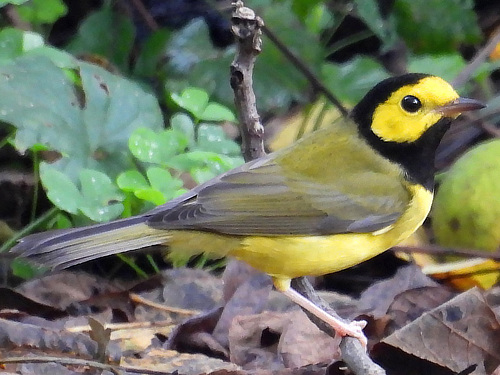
1, 259, 500, 375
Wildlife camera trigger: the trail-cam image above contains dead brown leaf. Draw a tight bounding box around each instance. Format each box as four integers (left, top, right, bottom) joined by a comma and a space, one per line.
382, 287, 500, 375
358, 264, 439, 319
386, 286, 456, 334
122, 348, 240, 375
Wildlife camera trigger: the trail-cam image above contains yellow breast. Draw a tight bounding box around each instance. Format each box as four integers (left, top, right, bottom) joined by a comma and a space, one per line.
227, 183, 433, 287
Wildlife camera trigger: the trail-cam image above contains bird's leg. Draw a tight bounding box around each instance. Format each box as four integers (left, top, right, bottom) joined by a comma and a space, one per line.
281, 286, 368, 348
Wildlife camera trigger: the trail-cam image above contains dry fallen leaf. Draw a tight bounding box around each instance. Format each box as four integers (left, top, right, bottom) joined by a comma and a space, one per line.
382, 287, 500, 375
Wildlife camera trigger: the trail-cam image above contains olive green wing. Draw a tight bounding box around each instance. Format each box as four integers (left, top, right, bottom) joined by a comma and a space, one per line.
147, 129, 411, 236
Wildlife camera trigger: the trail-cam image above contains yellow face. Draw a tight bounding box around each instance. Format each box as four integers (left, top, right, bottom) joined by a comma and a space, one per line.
370, 76, 460, 143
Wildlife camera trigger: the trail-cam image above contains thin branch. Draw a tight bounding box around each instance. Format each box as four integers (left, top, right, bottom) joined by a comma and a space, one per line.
0, 356, 174, 375
261, 25, 349, 117
453, 27, 500, 88
292, 278, 386, 375
128, 0, 159, 31
395, 244, 500, 260
230, 1, 266, 161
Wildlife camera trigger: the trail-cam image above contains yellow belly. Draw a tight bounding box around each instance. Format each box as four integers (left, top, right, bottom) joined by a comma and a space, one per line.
230, 184, 433, 283
168, 184, 433, 290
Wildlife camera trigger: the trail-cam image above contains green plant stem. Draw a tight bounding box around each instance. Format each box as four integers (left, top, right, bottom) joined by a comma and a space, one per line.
146, 254, 160, 273
30, 151, 40, 222
116, 253, 148, 278
0, 129, 14, 149
325, 29, 374, 57
0, 207, 59, 253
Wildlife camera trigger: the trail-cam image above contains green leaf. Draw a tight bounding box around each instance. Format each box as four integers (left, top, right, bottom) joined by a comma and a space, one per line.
170, 113, 195, 147
408, 54, 467, 83
321, 57, 389, 105
0, 28, 76, 68
166, 10, 323, 113
117, 170, 149, 192
169, 151, 243, 183
46, 212, 73, 230
394, 0, 482, 53
0, 28, 41, 63
134, 188, 167, 206
65, 4, 134, 71
199, 103, 236, 122
17, 0, 67, 25
11, 258, 43, 279
40, 163, 82, 214
129, 128, 188, 164
170, 87, 209, 119
147, 167, 182, 192
303, 3, 333, 35
78, 169, 124, 222
196, 124, 241, 155
0, 56, 163, 182
134, 29, 170, 77
191, 167, 218, 184
0, 0, 29, 5
353, 0, 396, 46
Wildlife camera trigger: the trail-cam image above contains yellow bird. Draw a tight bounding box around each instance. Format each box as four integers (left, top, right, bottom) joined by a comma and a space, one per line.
11, 74, 484, 346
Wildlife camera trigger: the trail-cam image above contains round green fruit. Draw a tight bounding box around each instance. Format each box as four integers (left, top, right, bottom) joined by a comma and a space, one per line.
432, 139, 500, 252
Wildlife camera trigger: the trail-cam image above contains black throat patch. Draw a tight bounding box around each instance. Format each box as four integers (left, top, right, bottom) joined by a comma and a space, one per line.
356, 118, 452, 191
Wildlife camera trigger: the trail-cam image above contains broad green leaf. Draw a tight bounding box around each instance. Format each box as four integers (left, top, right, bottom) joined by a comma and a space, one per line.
394, 0, 482, 53
0, 28, 41, 63
171, 87, 209, 119
169, 151, 243, 180
197, 124, 241, 155
0, 28, 76, 68
11, 259, 43, 279
199, 103, 236, 122
303, 3, 332, 35
191, 167, 218, 184
134, 29, 170, 77
0, 56, 163, 182
408, 54, 466, 83
321, 57, 389, 104
65, 4, 134, 71
0, 0, 29, 5
79, 169, 124, 222
129, 128, 188, 164
147, 167, 182, 192
134, 188, 167, 206
354, 0, 397, 46
170, 113, 195, 147
17, 0, 67, 25
117, 170, 149, 192
40, 163, 82, 213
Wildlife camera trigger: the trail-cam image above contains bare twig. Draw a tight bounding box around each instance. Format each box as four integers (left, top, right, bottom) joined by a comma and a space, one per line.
0, 356, 174, 375
292, 278, 386, 375
261, 26, 349, 117
230, 1, 266, 161
453, 27, 500, 88
395, 244, 500, 260
129, 292, 201, 315
128, 0, 159, 31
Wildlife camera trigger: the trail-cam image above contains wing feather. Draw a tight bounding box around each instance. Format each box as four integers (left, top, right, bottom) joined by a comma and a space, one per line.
147, 124, 411, 235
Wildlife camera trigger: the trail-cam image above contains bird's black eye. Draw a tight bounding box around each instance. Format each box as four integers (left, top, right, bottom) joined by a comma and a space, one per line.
401, 95, 422, 113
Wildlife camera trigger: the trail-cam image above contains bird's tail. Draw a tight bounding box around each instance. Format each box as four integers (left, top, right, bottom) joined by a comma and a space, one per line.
10, 216, 170, 270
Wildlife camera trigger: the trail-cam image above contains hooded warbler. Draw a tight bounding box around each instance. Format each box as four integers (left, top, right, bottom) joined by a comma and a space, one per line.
11, 73, 484, 345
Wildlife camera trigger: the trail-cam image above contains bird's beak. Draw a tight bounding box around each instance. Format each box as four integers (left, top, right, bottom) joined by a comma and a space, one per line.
436, 97, 485, 117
